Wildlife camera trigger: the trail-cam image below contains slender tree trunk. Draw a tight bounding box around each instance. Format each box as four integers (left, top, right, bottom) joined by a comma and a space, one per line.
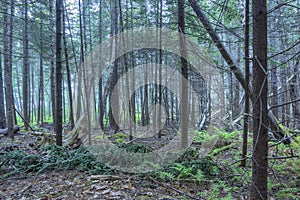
15, 65, 22, 114
76, 0, 84, 121
98, 0, 104, 129
130, 0, 135, 138
157, 0, 163, 138
109, 0, 120, 133
3, 0, 14, 139
178, 0, 188, 148
251, 0, 268, 199
55, 0, 63, 146
22, 0, 29, 129
269, 1, 278, 117
38, 20, 44, 125
49, 0, 56, 125
289, 60, 300, 128
233, 44, 241, 119
0, 49, 6, 129
241, 0, 250, 167
30, 65, 34, 122
119, 0, 132, 137
62, 1, 74, 129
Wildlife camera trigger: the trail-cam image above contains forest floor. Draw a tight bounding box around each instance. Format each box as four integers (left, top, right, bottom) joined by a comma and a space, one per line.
0, 128, 299, 200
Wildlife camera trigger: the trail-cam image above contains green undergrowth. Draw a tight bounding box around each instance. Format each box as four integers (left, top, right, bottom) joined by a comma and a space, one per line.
0, 145, 113, 178
1, 128, 299, 199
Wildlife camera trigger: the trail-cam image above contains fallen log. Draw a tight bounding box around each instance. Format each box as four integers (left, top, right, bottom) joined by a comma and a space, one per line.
0, 125, 20, 136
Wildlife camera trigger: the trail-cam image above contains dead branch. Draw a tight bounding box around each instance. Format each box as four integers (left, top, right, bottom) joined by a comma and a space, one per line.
266, 155, 299, 160
14, 107, 34, 131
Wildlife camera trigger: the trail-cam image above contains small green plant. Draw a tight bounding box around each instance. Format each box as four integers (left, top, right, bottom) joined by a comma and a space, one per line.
218, 130, 240, 140
170, 163, 194, 179
108, 133, 128, 140
116, 138, 125, 143
157, 171, 175, 181
118, 143, 153, 153
276, 187, 299, 199
193, 169, 204, 181
194, 130, 210, 143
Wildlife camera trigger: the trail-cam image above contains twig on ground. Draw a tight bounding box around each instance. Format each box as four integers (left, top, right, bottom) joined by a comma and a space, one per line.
149, 177, 201, 200
20, 184, 32, 194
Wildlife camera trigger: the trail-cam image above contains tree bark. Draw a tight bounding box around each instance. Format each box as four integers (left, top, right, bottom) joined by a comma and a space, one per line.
0, 49, 6, 129
157, 0, 163, 138
22, 0, 29, 130
110, 0, 119, 133
55, 0, 63, 146
119, 0, 133, 137
62, 2, 75, 129
38, 19, 44, 125
269, 0, 278, 117
241, 0, 250, 168
76, 0, 84, 122
98, 0, 104, 129
3, 0, 15, 139
178, 0, 188, 148
251, 0, 268, 199
49, 0, 56, 126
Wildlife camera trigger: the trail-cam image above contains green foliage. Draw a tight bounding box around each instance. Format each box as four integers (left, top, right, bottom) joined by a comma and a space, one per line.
156, 171, 175, 181
209, 143, 234, 156
0, 145, 112, 177
218, 130, 240, 140
108, 133, 128, 144
193, 169, 205, 182
1, 150, 43, 174
194, 130, 209, 142
117, 143, 153, 153
108, 133, 128, 140
170, 163, 195, 179
156, 152, 219, 183
276, 187, 299, 199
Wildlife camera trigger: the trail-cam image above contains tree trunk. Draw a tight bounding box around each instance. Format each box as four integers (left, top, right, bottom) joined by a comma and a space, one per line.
55, 0, 63, 146
251, 0, 268, 199
119, 0, 133, 137
3, 0, 15, 139
49, 0, 56, 126
109, 0, 119, 133
62, 2, 75, 129
157, 0, 163, 138
178, 0, 188, 148
38, 19, 44, 125
10, 0, 16, 126
76, 0, 84, 122
22, 0, 29, 129
0, 49, 6, 129
290, 60, 300, 128
241, 0, 250, 167
269, 0, 278, 117
97, 0, 104, 129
